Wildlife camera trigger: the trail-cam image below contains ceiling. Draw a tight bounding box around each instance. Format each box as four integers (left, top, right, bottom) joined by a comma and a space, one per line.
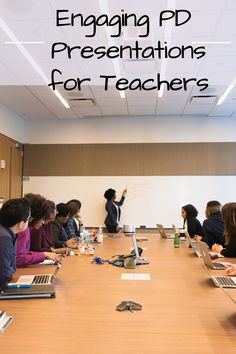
0, 0, 235, 120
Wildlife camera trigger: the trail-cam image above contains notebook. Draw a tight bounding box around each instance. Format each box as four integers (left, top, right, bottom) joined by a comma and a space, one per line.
196, 240, 225, 270
156, 224, 175, 239
0, 284, 56, 299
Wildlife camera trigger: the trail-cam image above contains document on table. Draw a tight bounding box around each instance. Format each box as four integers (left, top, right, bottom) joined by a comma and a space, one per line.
121, 273, 151, 280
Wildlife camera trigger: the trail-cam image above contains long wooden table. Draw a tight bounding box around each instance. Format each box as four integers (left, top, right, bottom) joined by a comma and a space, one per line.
1, 234, 236, 354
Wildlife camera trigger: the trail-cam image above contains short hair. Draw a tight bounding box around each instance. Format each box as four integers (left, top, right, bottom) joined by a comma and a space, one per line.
206, 200, 221, 208
56, 203, 70, 217
43, 200, 56, 221
182, 204, 198, 218
0, 198, 30, 228
66, 199, 81, 217
24, 193, 48, 223
104, 188, 116, 201
206, 200, 221, 215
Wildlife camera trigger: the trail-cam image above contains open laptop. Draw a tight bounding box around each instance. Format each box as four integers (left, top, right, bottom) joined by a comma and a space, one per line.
156, 224, 175, 239
14, 262, 61, 286
211, 275, 236, 288
131, 234, 149, 265
199, 256, 236, 290
185, 232, 202, 257
196, 240, 225, 270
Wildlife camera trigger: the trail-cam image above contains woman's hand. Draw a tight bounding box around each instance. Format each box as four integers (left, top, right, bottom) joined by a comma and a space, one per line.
212, 244, 223, 254
194, 235, 202, 242
123, 188, 127, 196
225, 264, 236, 276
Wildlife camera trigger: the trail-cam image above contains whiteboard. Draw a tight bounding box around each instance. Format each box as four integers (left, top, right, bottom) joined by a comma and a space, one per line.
23, 176, 236, 228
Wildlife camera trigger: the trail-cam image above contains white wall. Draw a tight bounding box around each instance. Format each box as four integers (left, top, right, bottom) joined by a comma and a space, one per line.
24, 116, 236, 144
0, 104, 25, 142
23, 176, 236, 228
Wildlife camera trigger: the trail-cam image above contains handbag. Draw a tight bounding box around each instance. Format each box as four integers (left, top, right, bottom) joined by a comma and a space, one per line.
109, 254, 136, 269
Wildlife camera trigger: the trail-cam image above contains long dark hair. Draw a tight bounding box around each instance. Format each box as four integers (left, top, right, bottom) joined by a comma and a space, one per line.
182, 204, 198, 219
221, 203, 236, 244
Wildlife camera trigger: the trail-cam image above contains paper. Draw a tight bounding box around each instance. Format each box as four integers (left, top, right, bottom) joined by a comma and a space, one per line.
121, 273, 151, 280
39, 260, 55, 265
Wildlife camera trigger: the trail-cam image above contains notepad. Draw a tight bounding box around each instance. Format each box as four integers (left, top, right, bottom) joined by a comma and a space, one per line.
121, 273, 151, 280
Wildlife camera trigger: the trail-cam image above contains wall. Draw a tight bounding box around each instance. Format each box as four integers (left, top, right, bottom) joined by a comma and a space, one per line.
0, 104, 25, 143
22, 141, 236, 227
0, 133, 23, 201
24, 116, 236, 144
23, 176, 236, 228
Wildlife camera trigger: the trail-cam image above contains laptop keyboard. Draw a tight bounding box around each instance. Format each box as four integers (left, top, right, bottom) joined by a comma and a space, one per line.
213, 276, 236, 288
32, 275, 51, 285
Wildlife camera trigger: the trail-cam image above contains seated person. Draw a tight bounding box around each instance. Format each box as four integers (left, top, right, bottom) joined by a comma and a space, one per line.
16, 193, 61, 267
212, 202, 236, 257
181, 204, 205, 239
64, 199, 82, 239
30, 200, 67, 254
202, 200, 224, 248
51, 203, 76, 248
64, 199, 96, 239
0, 198, 30, 287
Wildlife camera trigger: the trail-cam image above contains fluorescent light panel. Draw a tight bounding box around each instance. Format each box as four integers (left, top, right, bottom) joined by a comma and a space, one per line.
192, 41, 231, 44
0, 17, 69, 109
5, 41, 45, 44
217, 84, 234, 105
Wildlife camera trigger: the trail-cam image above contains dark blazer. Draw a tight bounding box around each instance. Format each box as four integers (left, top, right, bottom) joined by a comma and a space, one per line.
104, 196, 125, 226
184, 217, 205, 239
203, 212, 224, 247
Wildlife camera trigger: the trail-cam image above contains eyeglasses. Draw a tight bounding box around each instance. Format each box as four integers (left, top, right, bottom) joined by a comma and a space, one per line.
24, 215, 32, 223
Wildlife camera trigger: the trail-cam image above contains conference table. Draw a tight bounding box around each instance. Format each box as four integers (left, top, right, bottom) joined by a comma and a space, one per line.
1, 233, 236, 354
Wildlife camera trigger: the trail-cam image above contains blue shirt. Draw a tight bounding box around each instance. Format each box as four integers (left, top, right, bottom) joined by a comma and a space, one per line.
0, 225, 16, 287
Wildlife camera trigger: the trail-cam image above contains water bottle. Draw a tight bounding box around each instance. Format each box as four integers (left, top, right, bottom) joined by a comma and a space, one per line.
97, 226, 103, 243
174, 232, 180, 248
79, 224, 85, 242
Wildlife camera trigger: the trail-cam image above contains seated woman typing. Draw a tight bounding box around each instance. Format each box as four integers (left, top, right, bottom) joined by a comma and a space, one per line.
212, 202, 236, 257
16, 193, 61, 267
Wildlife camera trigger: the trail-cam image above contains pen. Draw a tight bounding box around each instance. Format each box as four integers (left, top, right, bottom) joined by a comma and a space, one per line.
0, 316, 13, 333
7, 284, 32, 289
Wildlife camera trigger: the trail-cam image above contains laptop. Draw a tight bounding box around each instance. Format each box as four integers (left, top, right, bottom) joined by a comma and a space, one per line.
156, 224, 175, 239
196, 240, 225, 270
185, 232, 202, 257
0, 283, 56, 299
14, 262, 61, 286
131, 234, 149, 265
211, 275, 236, 288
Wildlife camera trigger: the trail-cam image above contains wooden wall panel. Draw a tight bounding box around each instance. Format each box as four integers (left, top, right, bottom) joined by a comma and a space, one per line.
0, 133, 23, 200
23, 142, 236, 176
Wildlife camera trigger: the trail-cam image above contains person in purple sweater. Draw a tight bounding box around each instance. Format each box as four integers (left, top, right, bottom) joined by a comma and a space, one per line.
16, 193, 60, 267
30, 200, 67, 255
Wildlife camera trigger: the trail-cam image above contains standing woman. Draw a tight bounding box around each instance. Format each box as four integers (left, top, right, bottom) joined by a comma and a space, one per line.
181, 204, 205, 239
104, 188, 127, 233
212, 202, 236, 257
